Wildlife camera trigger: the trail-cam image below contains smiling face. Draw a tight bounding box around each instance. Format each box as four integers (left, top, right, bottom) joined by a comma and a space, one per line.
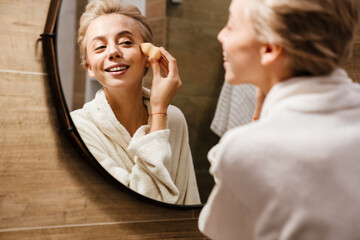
84, 13, 148, 90
217, 0, 265, 86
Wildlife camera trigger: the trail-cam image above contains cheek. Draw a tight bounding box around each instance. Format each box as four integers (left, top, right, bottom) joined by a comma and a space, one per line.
222, 34, 242, 57
87, 52, 101, 68
126, 47, 142, 59
131, 48, 148, 68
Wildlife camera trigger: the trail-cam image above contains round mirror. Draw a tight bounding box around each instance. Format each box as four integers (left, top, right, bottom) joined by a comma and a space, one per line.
52, 0, 231, 206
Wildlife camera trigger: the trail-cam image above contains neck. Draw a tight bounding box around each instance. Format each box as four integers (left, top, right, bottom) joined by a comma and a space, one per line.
260, 59, 293, 95
104, 84, 148, 136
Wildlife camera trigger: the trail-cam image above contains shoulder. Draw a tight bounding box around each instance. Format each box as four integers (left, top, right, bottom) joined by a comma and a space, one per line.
70, 99, 100, 134
211, 120, 287, 187
70, 108, 88, 122
70, 92, 99, 115
167, 105, 187, 127
218, 121, 268, 156
70, 89, 108, 123
165, 105, 189, 142
167, 105, 186, 120
70, 100, 94, 122
210, 121, 298, 213
70, 108, 95, 134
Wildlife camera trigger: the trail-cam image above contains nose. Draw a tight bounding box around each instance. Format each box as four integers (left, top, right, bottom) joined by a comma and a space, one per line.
217, 27, 225, 43
107, 44, 122, 60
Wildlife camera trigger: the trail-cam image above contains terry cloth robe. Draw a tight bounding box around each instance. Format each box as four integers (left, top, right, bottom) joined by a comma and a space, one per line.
71, 88, 200, 205
199, 69, 360, 239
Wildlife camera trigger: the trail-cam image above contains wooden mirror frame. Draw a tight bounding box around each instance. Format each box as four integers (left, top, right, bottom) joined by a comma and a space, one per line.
40, 0, 203, 209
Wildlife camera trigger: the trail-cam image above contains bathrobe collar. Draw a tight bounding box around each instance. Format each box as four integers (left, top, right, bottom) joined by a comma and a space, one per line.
261, 68, 360, 118
84, 87, 151, 147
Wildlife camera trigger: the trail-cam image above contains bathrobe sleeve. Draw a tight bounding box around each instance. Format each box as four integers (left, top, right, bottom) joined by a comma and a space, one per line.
198, 125, 275, 240
127, 126, 180, 203
71, 113, 179, 204
166, 105, 201, 205
198, 140, 255, 240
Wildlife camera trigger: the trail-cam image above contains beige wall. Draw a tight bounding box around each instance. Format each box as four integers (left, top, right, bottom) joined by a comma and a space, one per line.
0, 0, 206, 239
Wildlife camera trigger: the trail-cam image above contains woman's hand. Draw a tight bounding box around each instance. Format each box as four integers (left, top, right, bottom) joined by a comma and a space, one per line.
252, 87, 266, 121
148, 47, 182, 113
148, 47, 182, 132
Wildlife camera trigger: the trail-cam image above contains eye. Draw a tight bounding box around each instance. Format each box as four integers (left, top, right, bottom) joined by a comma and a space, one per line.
225, 17, 233, 31
120, 41, 133, 46
95, 45, 106, 51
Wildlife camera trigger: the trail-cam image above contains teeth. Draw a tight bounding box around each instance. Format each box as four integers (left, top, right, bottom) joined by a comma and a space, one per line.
107, 66, 128, 72
223, 52, 228, 61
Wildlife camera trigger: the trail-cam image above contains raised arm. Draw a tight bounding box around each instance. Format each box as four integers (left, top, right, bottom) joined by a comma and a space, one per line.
147, 47, 182, 132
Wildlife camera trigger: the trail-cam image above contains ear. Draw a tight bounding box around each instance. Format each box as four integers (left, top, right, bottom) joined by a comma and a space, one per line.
85, 62, 95, 79
260, 43, 283, 66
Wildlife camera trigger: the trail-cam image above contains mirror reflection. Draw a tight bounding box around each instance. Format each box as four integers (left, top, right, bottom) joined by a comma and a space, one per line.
57, 0, 233, 205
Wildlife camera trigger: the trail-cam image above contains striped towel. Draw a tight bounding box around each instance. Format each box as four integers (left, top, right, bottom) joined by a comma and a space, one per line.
211, 83, 256, 137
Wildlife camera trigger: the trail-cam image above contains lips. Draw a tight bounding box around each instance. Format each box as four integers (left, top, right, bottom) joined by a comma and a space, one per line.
105, 64, 129, 72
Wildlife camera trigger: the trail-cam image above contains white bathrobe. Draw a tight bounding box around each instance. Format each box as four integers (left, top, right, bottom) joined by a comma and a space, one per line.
199, 69, 360, 239
71, 88, 200, 205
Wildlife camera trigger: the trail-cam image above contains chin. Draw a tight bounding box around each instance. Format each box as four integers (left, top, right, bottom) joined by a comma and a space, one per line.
102, 80, 127, 88
224, 72, 242, 85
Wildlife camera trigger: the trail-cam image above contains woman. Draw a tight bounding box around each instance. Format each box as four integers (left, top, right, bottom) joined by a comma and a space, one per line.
199, 0, 360, 239
71, 0, 200, 205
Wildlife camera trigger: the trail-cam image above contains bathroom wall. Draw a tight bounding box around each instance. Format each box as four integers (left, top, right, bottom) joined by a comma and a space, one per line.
1, 0, 359, 239
166, 0, 231, 201
0, 0, 206, 239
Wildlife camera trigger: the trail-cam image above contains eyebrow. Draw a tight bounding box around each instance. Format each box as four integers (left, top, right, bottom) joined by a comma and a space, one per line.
90, 30, 134, 44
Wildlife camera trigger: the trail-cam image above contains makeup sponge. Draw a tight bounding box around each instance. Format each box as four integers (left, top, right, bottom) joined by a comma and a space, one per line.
140, 43, 162, 60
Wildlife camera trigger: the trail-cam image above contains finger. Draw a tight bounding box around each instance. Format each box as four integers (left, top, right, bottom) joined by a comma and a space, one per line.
159, 56, 169, 69
148, 57, 161, 78
160, 55, 169, 64
158, 56, 169, 76
159, 47, 178, 77
159, 61, 169, 76
159, 47, 173, 60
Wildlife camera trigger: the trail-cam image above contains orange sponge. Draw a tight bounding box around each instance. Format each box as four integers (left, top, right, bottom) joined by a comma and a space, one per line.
140, 43, 162, 60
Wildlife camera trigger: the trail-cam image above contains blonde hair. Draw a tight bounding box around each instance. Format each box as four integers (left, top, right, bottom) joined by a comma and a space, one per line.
78, 0, 153, 66
248, 0, 360, 76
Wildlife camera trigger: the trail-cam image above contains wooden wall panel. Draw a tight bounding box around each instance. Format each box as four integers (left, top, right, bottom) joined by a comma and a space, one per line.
0, 219, 205, 240
146, 0, 166, 19
0, 0, 49, 73
143, 1, 168, 89
0, 0, 206, 239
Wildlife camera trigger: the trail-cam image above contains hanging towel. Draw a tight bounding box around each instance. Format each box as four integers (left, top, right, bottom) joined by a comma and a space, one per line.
211, 82, 256, 137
